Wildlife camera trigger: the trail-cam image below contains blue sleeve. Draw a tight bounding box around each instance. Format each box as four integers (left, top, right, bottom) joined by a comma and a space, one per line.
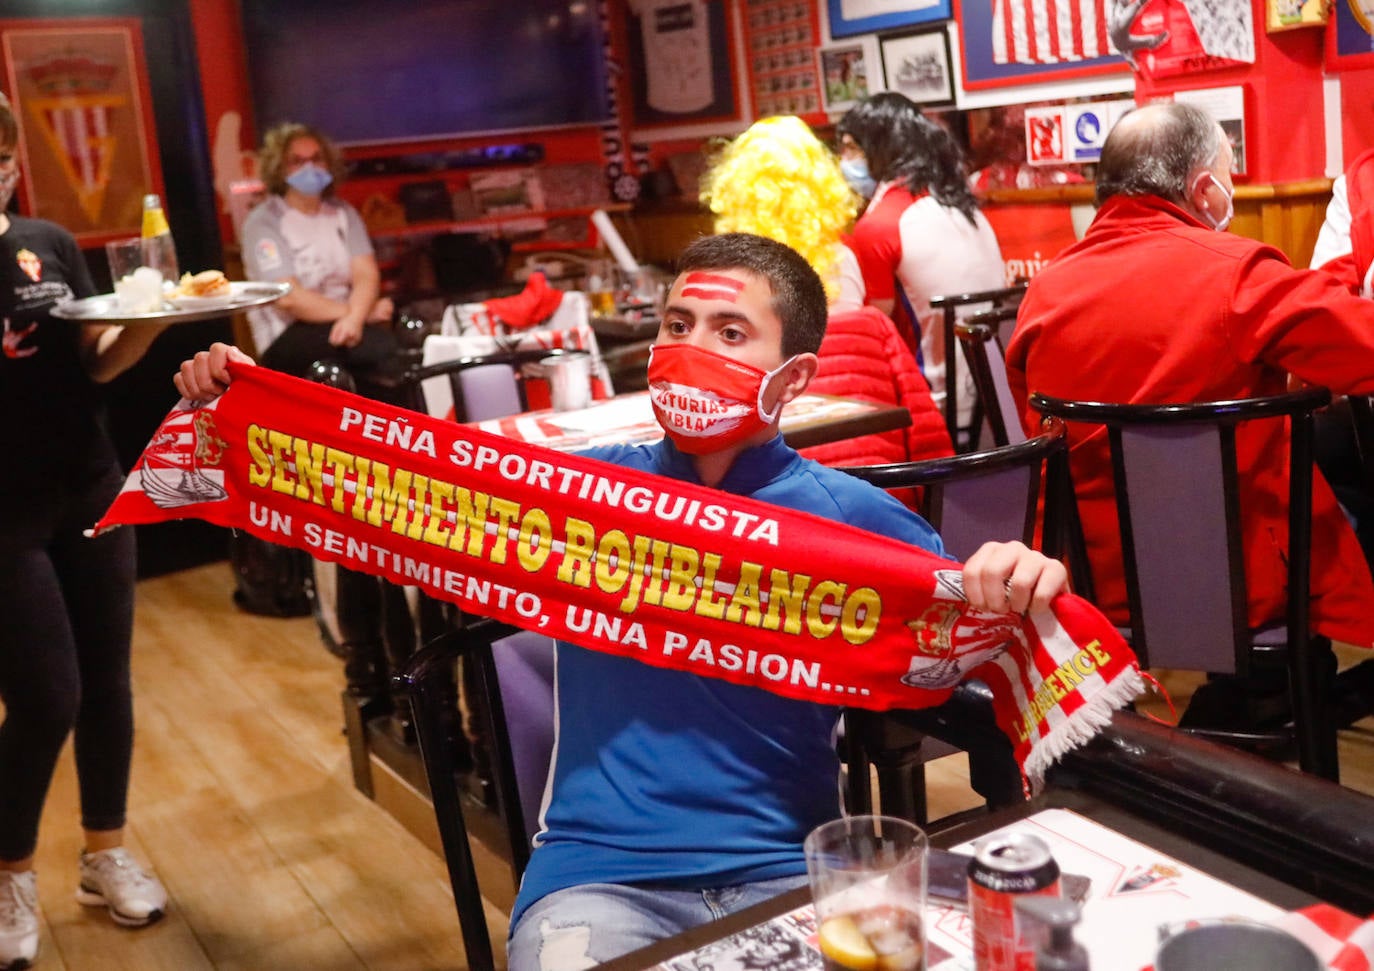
787, 461, 946, 558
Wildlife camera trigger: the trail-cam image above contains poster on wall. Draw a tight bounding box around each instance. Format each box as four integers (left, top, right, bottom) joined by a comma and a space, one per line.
1265, 0, 1330, 32
1173, 85, 1247, 175
1328, 0, 1374, 67
747, 0, 822, 119
818, 42, 872, 112
626, 0, 741, 130
0, 19, 161, 245
1120, 0, 1256, 78
879, 28, 954, 106
954, 0, 1131, 90
1024, 98, 1133, 166
827, 0, 952, 40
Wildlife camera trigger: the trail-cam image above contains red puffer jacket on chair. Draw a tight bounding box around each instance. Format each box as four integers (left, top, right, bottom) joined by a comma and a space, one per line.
801, 306, 953, 468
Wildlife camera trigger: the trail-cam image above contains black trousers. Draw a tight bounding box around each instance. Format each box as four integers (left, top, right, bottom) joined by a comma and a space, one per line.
0, 465, 135, 859
259, 321, 401, 398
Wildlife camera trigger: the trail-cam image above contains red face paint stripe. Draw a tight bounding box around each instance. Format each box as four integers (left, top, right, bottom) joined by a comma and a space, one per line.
681, 272, 746, 301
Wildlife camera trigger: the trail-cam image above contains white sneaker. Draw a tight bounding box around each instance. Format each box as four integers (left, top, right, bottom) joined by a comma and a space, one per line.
0, 870, 38, 970
75, 848, 167, 928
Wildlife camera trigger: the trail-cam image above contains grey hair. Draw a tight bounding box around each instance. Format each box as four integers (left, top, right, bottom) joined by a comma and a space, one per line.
1094, 103, 1223, 207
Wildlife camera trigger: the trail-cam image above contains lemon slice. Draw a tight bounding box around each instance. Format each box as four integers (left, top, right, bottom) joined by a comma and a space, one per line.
818, 915, 879, 971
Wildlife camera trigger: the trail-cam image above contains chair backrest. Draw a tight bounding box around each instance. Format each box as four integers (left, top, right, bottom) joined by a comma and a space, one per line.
841, 418, 1067, 561
1028, 389, 1330, 676
929, 282, 1027, 447
397, 618, 556, 971
486, 630, 557, 850
956, 308, 1025, 450
458, 363, 523, 421
405, 346, 590, 421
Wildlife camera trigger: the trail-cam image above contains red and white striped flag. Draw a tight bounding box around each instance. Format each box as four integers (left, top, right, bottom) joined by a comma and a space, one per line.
991, 0, 1113, 65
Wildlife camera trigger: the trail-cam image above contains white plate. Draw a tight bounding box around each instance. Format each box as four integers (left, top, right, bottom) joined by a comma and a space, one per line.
169, 292, 236, 310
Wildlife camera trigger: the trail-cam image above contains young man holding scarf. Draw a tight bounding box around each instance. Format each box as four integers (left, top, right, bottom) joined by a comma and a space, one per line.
175, 233, 1068, 971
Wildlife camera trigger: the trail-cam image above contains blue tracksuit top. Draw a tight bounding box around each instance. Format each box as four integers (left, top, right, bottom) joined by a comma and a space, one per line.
510, 434, 944, 927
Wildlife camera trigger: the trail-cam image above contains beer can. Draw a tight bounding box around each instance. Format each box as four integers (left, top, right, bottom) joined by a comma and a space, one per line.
967, 832, 1061, 971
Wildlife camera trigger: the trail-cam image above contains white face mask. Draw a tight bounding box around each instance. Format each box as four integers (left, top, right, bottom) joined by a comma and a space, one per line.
1192, 172, 1233, 232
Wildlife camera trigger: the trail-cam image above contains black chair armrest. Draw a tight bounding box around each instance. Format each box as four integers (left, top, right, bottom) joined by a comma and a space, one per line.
1051, 711, 1374, 913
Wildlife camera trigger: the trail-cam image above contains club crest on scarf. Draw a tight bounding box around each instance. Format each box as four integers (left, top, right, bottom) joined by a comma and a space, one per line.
134, 401, 229, 509
902, 568, 1030, 689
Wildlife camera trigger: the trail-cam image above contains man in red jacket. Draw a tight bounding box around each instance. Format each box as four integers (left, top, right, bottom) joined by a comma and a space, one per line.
1007, 102, 1374, 728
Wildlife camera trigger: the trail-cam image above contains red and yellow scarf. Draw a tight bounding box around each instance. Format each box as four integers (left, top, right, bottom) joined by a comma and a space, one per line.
95, 364, 1143, 788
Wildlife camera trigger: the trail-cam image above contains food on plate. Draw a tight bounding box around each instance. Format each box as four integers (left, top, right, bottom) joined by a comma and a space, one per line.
114, 266, 166, 314
173, 269, 232, 299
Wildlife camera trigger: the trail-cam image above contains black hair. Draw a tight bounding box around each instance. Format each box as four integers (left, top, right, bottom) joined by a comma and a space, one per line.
838, 92, 979, 225
676, 233, 828, 358
1094, 103, 1223, 207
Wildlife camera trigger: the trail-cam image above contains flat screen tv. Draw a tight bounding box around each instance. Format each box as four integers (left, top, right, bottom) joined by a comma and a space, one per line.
241, 0, 611, 145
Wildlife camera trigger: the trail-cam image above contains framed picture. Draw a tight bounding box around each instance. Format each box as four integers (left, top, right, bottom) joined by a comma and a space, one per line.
1265, 0, 1330, 32
880, 28, 954, 106
746, 2, 824, 121
827, 0, 952, 39
1328, 0, 1374, 69
625, 0, 742, 132
0, 18, 162, 245
953, 0, 1131, 91
817, 42, 872, 112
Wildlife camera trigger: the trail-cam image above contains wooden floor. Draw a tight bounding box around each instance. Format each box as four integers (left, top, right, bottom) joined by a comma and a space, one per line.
15, 562, 1374, 969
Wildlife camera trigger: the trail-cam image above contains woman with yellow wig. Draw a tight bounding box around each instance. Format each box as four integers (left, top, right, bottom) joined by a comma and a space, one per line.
700, 116, 953, 467
701, 115, 865, 310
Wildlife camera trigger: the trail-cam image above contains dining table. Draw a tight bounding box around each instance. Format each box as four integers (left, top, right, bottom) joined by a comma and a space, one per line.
474, 391, 912, 453
593, 711, 1374, 971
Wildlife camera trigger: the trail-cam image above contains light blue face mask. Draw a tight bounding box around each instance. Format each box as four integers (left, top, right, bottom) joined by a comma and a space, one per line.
841, 157, 876, 199
285, 162, 333, 197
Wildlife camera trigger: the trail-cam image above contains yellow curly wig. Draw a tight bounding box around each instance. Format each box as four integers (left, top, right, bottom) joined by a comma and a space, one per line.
701, 116, 859, 303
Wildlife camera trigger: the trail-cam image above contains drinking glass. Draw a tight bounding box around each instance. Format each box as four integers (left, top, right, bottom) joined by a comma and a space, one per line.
805, 815, 928, 971
106, 237, 165, 312
587, 259, 618, 317
543, 352, 592, 412
104, 237, 145, 284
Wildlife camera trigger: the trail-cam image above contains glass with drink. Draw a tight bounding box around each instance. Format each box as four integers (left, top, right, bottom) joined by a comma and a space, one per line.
587, 259, 618, 317
805, 815, 928, 971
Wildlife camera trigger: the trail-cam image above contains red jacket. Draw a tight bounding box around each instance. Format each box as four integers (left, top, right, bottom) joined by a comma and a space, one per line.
1313, 148, 1374, 295
1007, 194, 1374, 647
802, 306, 953, 468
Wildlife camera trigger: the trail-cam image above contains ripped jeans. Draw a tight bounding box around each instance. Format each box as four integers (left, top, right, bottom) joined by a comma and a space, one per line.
506, 874, 810, 971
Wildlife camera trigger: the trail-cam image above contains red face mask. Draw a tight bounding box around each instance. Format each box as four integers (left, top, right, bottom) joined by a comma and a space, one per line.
647, 344, 793, 454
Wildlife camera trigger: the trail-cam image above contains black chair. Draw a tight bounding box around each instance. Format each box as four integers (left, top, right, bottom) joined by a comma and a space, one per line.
928, 282, 1027, 450
1348, 394, 1374, 488
1028, 388, 1340, 781
955, 306, 1024, 450
838, 420, 1069, 823
397, 619, 556, 971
